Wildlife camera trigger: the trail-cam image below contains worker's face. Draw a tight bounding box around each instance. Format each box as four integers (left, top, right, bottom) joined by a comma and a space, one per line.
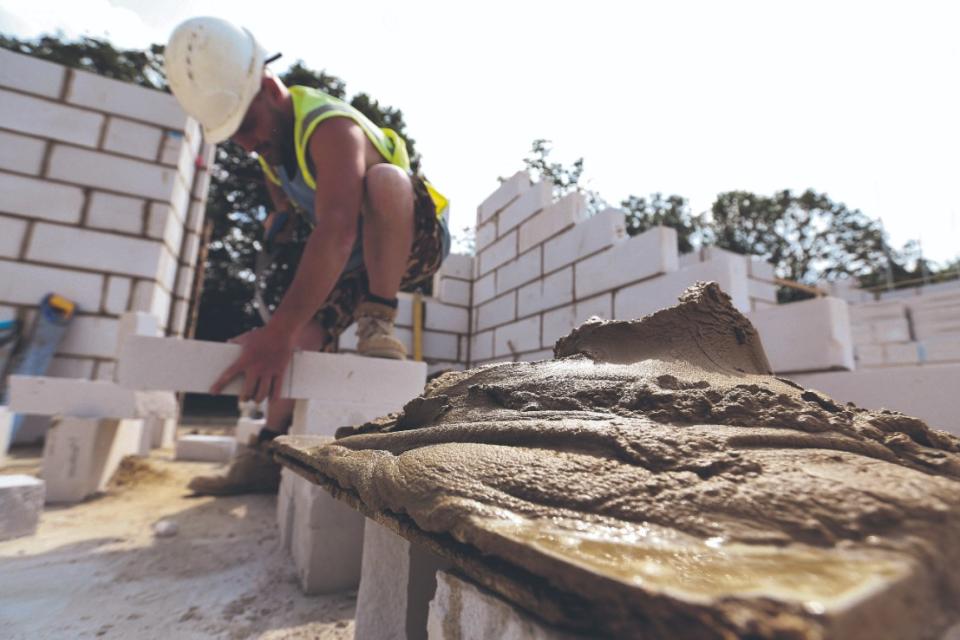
232, 77, 285, 164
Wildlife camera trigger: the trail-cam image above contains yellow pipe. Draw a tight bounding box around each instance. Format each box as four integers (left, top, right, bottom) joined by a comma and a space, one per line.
412, 292, 423, 361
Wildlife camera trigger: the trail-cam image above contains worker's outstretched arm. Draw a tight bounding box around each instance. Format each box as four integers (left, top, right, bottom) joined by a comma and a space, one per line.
212, 117, 367, 402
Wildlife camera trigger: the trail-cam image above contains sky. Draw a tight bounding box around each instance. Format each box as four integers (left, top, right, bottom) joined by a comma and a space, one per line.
2, 0, 958, 262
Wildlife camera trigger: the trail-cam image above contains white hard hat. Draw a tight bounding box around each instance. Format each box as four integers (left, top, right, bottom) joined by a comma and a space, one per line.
165, 16, 267, 143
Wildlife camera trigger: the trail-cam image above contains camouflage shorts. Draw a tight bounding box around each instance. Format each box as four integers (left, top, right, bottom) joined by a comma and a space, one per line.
312, 173, 450, 350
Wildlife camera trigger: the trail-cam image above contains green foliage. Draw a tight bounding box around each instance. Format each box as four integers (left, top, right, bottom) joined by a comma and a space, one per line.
523, 139, 605, 213
621, 193, 701, 254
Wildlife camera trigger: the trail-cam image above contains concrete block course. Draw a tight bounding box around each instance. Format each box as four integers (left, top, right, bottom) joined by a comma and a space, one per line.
477, 171, 530, 224
470, 330, 494, 362
517, 267, 573, 317
0, 129, 46, 175
428, 571, 582, 640
749, 297, 855, 373
86, 192, 145, 235
614, 254, 750, 320
175, 435, 236, 462
0, 216, 27, 258
0, 171, 85, 223
290, 399, 401, 437
423, 331, 460, 361
472, 273, 496, 305
0, 88, 103, 147
794, 363, 960, 436
57, 316, 120, 359
47, 144, 178, 201
423, 301, 470, 333
42, 417, 145, 502
103, 117, 163, 161
104, 276, 132, 316
437, 278, 470, 307
496, 247, 542, 295
475, 220, 497, 252
518, 192, 589, 253
0, 260, 104, 310
543, 207, 628, 273
498, 181, 552, 235
66, 69, 188, 130
437, 253, 474, 280
47, 357, 96, 380
0, 475, 45, 542
9, 376, 177, 419
27, 223, 165, 279
0, 48, 65, 98
476, 293, 516, 332
478, 230, 518, 276
355, 520, 452, 640
494, 315, 541, 358
575, 226, 679, 300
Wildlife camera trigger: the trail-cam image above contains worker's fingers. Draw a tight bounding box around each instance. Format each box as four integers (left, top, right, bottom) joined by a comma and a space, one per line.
210, 359, 244, 395
253, 374, 271, 405
240, 368, 259, 403
269, 370, 285, 403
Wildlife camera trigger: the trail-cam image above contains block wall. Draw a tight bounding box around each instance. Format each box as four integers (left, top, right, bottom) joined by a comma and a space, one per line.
0, 49, 214, 381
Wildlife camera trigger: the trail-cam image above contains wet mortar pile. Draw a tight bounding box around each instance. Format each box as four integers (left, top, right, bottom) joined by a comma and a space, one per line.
274, 283, 960, 639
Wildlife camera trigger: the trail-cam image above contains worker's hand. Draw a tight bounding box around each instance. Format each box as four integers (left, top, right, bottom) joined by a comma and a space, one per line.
263, 210, 294, 247
210, 324, 296, 403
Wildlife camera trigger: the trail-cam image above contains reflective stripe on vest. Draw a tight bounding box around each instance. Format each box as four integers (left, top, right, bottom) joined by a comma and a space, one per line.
258, 86, 448, 218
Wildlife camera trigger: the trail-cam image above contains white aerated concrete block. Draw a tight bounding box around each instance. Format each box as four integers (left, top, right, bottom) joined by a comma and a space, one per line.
475, 220, 497, 253
46, 145, 178, 202
289, 472, 365, 594
437, 278, 470, 307
793, 363, 960, 436
0, 262, 103, 311
423, 300, 470, 333
518, 267, 573, 317
476, 294, 516, 332
66, 68, 188, 130
0, 406, 12, 463
103, 117, 163, 161
175, 435, 236, 462
355, 520, 452, 640
290, 400, 400, 437
428, 571, 581, 640
278, 468, 297, 552
437, 253, 474, 280
0, 130, 44, 175
8, 376, 173, 419
518, 192, 589, 253
0, 171, 85, 223
494, 316, 541, 358
498, 181, 552, 235
0, 89, 103, 147
104, 277, 132, 316
496, 247, 542, 295
478, 230, 518, 276
749, 297, 854, 373
477, 171, 530, 224
0, 48, 65, 98
42, 417, 145, 503
473, 273, 496, 305
614, 253, 750, 319
0, 215, 27, 258
543, 208, 628, 273
0, 475, 45, 541
470, 330, 494, 362
28, 223, 166, 280
575, 226, 679, 299
920, 336, 960, 363
147, 417, 177, 449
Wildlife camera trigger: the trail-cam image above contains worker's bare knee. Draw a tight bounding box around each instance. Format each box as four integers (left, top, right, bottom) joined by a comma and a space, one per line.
363, 164, 414, 219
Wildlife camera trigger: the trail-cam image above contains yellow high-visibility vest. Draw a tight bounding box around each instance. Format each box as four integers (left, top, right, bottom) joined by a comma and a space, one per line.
258, 85, 448, 218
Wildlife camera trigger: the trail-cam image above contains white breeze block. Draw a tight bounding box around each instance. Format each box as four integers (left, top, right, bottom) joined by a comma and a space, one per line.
476, 293, 516, 332
423, 300, 470, 333
614, 254, 750, 320
477, 171, 530, 224
103, 117, 163, 161
87, 192, 145, 235
46, 145, 178, 202
475, 220, 497, 253
42, 417, 145, 503
278, 468, 297, 551
848, 300, 907, 323
355, 519, 452, 640
496, 247, 542, 295
27, 223, 165, 279
478, 230, 518, 276
473, 273, 496, 306
9, 376, 177, 419
104, 277, 132, 316
470, 330, 494, 362
543, 208, 628, 273
793, 364, 960, 436
498, 181, 552, 235
870, 318, 912, 343
0, 48, 65, 98
748, 256, 776, 281
0, 475, 45, 542
0, 171, 84, 223
494, 316, 541, 358
146, 417, 176, 449
0, 215, 27, 258
175, 435, 236, 462
428, 571, 581, 640
437, 278, 470, 307
0, 260, 103, 310
0, 130, 46, 175
748, 297, 854, 373
437, 253, 474, 280
423, 331, 459, 361
47, 357, 96, 379
66, 68, 188, 130
855, 344, 884, 368
518, 267, 573, 317
748, 277, 777, 303
575, 226, 679, 300
883, 342, 921, 366
0, 406, 12, 463
289, 470, 365, 594
920, 336, 960, 363
56, 316, 120, 359
0, 89, 103, 148
518, 192, 589, 253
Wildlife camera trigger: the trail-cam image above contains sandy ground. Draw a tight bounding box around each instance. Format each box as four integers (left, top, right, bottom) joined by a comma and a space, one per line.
0, 435, 356, 640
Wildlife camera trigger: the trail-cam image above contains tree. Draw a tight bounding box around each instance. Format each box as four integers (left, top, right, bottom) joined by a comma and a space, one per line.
621, 193, 702, 254
1, 34, 425, 341
523, 139, 605, 213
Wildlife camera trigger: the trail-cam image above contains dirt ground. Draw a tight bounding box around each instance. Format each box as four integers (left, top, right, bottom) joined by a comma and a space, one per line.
0, 430, 356, 640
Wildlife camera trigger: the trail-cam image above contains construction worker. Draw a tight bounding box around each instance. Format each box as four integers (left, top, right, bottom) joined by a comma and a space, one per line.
164, 17, 450, 494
